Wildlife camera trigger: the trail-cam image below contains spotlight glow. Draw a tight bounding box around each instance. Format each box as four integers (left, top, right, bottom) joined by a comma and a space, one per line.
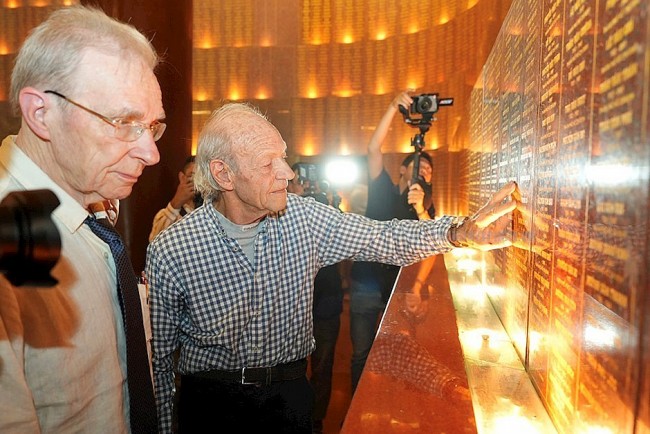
323, 159, 360, 187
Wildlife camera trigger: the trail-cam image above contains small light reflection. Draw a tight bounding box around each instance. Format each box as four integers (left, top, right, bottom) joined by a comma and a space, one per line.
580, 426, 614, 434
455, 282, 488, 304
484, 282, 506, 298
255, 87, 269, 100
334, 89, 354, 97
398, 141, 412, 154
491, 407, 544, 433
375, 31, 387, 41
301, 141, 315, 156
585, 163, 645, 186
199, 38, 214, 49
462, 328, 500, 354
228, 87, 241, 101
406, 80, 419, 91
194, 90, 209, 102
583, 325, 617, 350
527, 331, 545, 354
337, 144, 351, 156
451, 247, 477, 258
306, 86, 319, 99
457, 258, 481, 275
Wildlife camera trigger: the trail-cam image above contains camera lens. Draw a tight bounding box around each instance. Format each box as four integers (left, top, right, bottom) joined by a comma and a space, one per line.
0, 189, 61, 286
419, 99, 432, 112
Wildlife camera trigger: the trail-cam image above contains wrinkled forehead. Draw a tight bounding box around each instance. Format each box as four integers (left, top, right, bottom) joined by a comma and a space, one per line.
73, 48, 162, 108
238, 119, 285, 156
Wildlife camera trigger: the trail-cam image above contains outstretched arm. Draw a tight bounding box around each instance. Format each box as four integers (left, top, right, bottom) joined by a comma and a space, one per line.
368, 91, 413, 180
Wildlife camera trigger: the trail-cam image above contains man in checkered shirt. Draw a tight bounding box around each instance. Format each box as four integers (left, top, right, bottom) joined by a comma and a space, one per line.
146, 102, 517, 434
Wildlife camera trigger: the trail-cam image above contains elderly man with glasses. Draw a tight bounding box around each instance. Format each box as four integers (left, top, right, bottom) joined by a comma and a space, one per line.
0, 5, 164, 433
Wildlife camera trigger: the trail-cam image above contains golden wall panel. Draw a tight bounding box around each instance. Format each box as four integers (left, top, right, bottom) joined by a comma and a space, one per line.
469, 0, 650, 431
190, 0, 512, 159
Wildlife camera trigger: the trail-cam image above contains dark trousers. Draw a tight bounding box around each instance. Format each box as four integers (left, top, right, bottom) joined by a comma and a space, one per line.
178, 374, 314, 433
310, 315, 341, 422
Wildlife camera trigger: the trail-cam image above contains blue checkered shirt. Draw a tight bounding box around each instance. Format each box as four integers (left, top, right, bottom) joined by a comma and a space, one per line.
146, 193, 456, 432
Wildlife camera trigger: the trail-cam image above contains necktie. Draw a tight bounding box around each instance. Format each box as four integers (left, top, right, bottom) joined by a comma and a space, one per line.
85, 216, 158, 433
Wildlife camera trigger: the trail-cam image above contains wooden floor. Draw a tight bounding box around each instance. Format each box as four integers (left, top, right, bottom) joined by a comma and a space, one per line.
316, 294, 353, 434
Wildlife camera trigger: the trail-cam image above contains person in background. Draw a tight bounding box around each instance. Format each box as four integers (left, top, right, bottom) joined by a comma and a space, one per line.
348, 91, 436, 394
149, 155, 202, 242
288, 164, 344, 434
0, 5, 165, 433
146, 102, 516, 434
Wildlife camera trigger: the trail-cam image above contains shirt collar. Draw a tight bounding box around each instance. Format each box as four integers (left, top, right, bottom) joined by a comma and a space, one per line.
0, 135, 89, 234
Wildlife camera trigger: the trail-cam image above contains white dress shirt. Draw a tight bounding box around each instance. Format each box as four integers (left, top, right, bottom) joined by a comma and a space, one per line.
0, 136, 130, 433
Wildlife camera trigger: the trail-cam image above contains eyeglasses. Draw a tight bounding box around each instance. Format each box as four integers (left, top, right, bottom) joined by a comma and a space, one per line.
44, 90, 166, 142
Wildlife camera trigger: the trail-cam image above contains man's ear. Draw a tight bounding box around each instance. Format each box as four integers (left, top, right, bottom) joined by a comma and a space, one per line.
209, 159, 233, 191
19, 87, 51, 141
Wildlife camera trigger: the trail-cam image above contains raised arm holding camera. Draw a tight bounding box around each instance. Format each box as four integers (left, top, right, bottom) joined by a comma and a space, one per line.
348, 90, 442, 394
149, 155, 202, 242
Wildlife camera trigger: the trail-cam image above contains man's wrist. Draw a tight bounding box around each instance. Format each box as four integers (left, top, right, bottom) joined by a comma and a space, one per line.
448, 217, 469, 247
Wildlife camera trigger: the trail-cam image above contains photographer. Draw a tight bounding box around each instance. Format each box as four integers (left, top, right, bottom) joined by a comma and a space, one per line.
349, 91, 436, 394
149, 155, 202, 242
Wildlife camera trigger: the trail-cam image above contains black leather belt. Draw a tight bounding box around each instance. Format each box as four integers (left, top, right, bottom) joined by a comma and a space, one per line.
189, 358, 307, 386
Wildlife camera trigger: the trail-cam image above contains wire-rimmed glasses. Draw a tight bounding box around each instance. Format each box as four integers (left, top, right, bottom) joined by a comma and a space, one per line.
44, 90, 166, 142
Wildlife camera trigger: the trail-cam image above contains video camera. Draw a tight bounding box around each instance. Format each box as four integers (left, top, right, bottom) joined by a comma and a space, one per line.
0, 189, 61, 286
402, 93, 454, 125
400, 93, 453, 209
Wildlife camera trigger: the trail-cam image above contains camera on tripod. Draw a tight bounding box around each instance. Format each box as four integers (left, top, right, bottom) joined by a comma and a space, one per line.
407, 93, 454, 117
399, 92, 453, 199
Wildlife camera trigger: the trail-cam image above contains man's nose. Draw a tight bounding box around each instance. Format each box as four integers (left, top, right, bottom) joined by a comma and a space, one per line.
134, 134, 161, 166
277, 160, 294, 180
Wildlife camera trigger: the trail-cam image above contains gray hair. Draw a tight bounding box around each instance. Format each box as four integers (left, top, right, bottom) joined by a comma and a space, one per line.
10, 5, 159, 115
194, 102, 276, 202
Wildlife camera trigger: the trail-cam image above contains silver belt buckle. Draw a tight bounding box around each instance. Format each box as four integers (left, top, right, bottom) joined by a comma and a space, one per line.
241, 367, 271, 385
241, 367, 256, 385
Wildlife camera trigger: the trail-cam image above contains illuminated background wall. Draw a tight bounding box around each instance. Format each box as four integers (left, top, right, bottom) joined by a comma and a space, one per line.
0, 0, 511, 217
